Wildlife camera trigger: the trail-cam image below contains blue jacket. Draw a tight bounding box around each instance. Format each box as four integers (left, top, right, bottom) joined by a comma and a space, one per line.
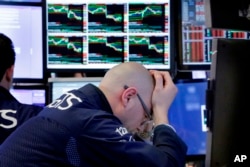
0, 86, 43, 144
0, 84, 187, 167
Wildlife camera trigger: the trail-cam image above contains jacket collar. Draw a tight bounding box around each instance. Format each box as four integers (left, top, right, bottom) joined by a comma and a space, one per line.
0, 86, 16, 100
78, 84, 113, 114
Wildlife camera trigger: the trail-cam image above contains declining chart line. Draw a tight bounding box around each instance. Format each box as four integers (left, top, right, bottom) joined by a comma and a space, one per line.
88, 5, 123, 22
129, 37, 163, 53
48, 37, 82, 53
48, 5, 82, 21
89, 36, 123, 52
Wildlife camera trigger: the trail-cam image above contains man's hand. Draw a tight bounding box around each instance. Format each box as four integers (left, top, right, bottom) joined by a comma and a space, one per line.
149, 70, 178, 126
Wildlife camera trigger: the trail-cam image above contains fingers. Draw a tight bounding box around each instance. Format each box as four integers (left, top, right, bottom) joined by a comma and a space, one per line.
150, 70, 172, 89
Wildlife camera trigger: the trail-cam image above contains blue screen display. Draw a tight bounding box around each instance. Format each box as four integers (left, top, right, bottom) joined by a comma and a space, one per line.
168, 79, 207, 155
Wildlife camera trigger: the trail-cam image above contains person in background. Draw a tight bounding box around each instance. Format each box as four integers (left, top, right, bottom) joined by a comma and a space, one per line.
0, 62, 187, 167
0, 33, 44, 144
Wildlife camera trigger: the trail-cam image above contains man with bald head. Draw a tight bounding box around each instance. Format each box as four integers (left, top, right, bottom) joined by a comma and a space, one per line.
0, 62, 187, 167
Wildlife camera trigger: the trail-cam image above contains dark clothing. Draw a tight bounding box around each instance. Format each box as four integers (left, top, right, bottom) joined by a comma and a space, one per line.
0, 84, 187, 167
0, 86, 43, 144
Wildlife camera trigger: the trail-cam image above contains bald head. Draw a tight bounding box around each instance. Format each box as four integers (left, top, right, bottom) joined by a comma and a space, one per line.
99, 62, 155, 131
99, 62, 154, 115
100, 62, 154, 95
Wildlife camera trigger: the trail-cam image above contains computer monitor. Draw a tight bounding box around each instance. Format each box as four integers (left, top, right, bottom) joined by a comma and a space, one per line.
45, 0, 176, 73
0, 2, 45, 83
168, 78, 208, 159
48, 77, 102, 103
10, 85, 47, 107
176, 0, 250, 71
205, 38, 249, 166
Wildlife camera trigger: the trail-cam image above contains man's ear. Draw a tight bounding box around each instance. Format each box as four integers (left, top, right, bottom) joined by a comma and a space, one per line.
5, 65, 14, 82
121, 87, 137, 106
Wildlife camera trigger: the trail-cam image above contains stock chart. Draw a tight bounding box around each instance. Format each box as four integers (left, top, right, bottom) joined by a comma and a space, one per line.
46, 0, 171, 70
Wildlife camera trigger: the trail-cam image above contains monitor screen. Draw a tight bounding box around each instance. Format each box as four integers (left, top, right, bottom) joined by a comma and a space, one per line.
168, 79, 208, 156
46, 0, 174, 72
0, 3, 44, 82
177, 0, 250, 71
48, 77, 102, 103
10, 85, 47, 107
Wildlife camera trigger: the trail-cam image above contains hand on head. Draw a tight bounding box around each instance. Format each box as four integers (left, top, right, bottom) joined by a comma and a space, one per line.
135, 70, 177, 140
100, 63, 177, 138
149, 70, 178, 126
